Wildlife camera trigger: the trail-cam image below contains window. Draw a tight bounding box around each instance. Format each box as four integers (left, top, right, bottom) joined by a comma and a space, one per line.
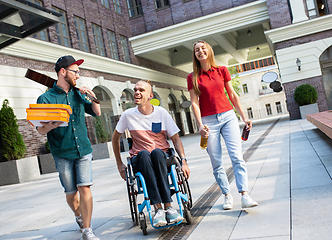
107, 30, 119, 60
120, 35, 130, 63
101, 0, 110, 8
155, 0, 170, 9
266, 104, 272, 115
52, 7, 71, 47
74, 17, 89, 52
113, 0, 122, 14
127, 0, 143, 17
27, 0, 48, 41
276, 101, 283, 114
247, 108, 253, 119
306, 0, 329, 19
242, 84, 248, 94
91, 24, 105, 56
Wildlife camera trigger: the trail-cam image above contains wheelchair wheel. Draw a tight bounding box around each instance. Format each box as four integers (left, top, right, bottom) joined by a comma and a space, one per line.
177, 168, 193, 209
139, 212, 147, 235
184, 209, 192, 225
125, 167, 139, 226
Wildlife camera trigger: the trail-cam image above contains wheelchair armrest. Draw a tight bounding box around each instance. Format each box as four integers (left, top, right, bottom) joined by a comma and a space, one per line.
167, 147, 176, 157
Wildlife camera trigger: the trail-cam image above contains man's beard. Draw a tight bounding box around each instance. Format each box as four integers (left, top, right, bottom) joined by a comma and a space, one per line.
64, 73, 76, 87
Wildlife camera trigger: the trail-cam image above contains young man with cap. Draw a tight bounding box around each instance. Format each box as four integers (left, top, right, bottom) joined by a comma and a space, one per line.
112, 80, 190, 228
37, 55, 101, 240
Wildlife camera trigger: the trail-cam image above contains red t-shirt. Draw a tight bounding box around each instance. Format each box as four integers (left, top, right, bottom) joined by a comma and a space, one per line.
187, 66, 233, 117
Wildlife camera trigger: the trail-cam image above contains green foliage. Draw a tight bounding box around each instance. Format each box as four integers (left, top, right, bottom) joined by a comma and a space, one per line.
294, 84, 318, 106
226, 67, 241, 118
227, 66, 241, 96
0, 99, 26, 161
95, 116, 110, 143
44, 141, 51, 153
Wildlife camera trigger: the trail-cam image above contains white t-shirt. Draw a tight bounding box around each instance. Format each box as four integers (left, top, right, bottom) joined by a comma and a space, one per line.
116, 106, 180, 156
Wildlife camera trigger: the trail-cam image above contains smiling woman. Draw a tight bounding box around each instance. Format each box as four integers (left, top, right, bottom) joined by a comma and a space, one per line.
187, 40, 258, 211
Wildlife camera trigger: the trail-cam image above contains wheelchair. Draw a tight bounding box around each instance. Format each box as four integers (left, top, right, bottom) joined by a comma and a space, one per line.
125, 148, 192, 235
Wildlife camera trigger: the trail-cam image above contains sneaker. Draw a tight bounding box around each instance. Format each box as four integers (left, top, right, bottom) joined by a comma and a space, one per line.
76, 215, 83, 231
153, 208, 167, 227
241, 194, 258, 208
82, 228, 100, 240
223, 194, 233, 210
165, 207, 183, 224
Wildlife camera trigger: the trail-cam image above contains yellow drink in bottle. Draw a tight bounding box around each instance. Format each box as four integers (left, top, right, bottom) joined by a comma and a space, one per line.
200, 125, 208, 149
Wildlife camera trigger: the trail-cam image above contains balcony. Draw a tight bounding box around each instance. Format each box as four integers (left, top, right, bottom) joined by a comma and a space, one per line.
259, 88, 275, 96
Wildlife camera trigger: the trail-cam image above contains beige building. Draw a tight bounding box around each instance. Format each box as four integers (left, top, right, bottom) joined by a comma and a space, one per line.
237, 65, 288, 120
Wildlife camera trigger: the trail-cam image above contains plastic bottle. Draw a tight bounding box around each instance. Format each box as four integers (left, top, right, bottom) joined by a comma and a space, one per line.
241, 125, 250, 141
200, 125, 208, 149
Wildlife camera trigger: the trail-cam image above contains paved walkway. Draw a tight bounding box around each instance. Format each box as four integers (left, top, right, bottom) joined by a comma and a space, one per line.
0, 116, 331, 240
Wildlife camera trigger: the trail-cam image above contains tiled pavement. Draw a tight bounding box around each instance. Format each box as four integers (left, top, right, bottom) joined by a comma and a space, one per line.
0, 115, 331, 240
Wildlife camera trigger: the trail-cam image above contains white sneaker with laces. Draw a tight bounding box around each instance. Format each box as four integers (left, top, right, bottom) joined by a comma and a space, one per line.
241, 194, 258, 208
223, 194, 233, 210
165, 206, 183, 223
153, 208, 167, 227
82, 228, 100, 240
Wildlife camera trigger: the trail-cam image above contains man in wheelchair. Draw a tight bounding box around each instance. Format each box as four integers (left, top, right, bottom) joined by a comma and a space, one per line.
112, 80, 190, 227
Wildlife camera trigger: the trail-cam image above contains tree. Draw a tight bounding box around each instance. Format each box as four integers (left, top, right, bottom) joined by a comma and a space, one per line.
227, 66, 241, 96
94, 116, 110, 143
0, 99, 26, 161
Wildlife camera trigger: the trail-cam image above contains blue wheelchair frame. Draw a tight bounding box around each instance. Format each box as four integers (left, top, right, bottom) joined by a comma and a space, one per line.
125, 150, 192, 235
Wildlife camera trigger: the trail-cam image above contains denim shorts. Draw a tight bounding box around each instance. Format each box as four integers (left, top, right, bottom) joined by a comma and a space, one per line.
53, 153, 93, 195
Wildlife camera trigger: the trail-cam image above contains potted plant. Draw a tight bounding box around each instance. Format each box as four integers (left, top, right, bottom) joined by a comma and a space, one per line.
38, 141, 57, 174
91, 116, 112, 160
0, 99, 40, 186
294, 84, 319, 119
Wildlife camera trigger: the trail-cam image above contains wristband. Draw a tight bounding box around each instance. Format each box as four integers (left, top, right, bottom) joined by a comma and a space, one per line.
181, 157, 187, 162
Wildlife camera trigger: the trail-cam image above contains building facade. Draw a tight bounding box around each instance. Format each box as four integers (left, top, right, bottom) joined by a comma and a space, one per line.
1, 0, 331, 157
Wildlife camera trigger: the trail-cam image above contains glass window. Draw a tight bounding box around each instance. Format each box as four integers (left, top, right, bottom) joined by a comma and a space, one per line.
276, 101, 282, 114
247, 107, 253, 119
74, 17, 89, 52
27, 0, 48, 41
306, 0, 328, 19
127, 0, 143, 17
113, 0, 122, 14
155, 0, 170, 9
120, 35, 130, 63
92, 24, 105, 56
52, 7, 71, 47
242, 84, 248, 94
107, 30, 119, 60
101, 0, 110, 8
266, 104, 272, 115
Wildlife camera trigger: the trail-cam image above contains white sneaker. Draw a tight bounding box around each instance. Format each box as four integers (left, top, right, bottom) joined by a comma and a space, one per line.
165, 206, 183, 223
153, 208, 167, 227
82, 228, 100, 240
241, 194, 258, 208
223, 194, 233, 210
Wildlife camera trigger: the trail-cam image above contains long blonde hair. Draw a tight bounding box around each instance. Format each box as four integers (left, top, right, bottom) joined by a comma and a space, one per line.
192, 40, 218, 95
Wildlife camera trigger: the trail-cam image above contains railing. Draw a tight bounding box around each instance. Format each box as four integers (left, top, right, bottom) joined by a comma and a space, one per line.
259, 88, 276, 96
245, 104, 289, 121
